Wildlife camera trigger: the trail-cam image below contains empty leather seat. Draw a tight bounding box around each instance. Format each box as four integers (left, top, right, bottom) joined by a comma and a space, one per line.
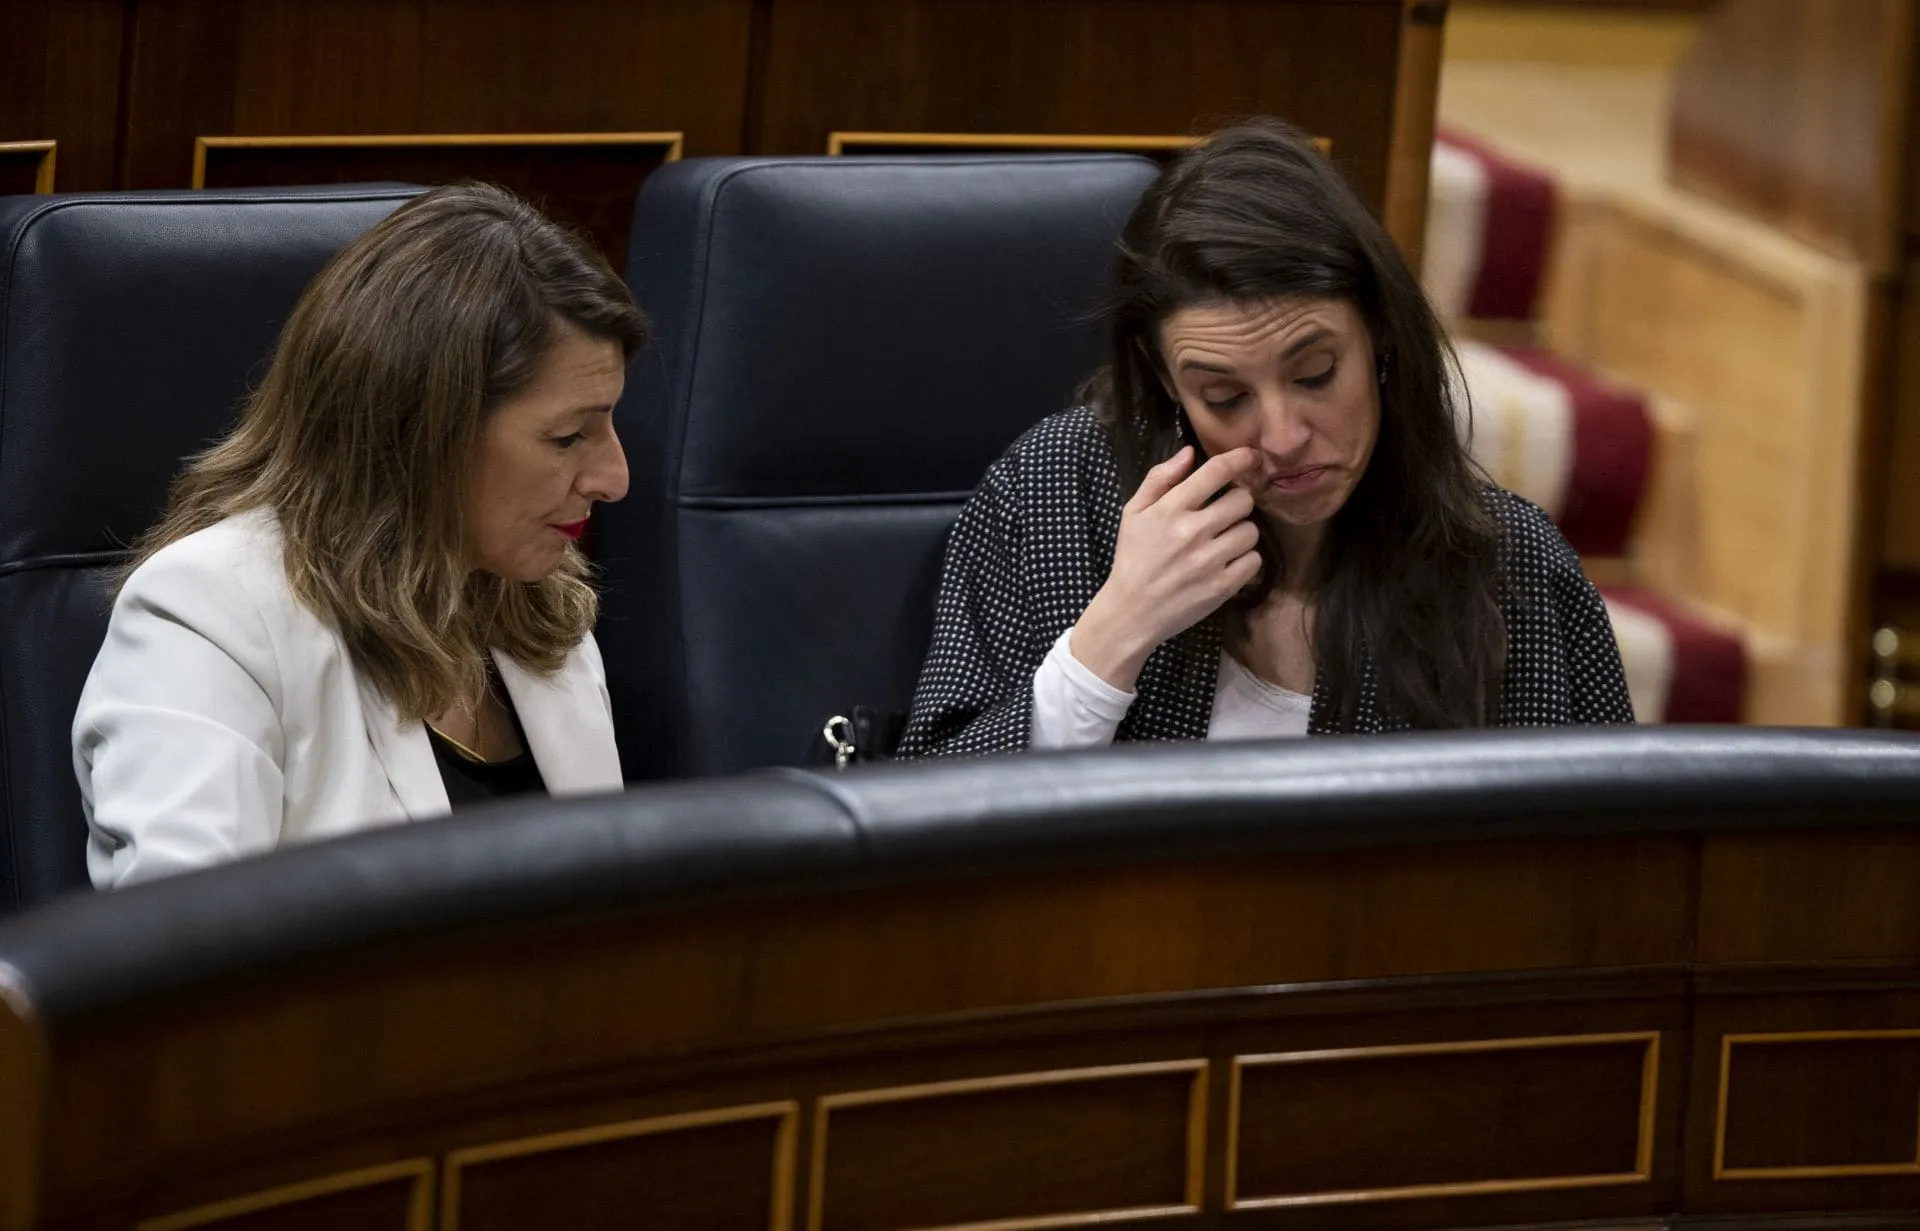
597, 154, 1159, 780
0, 185, 420, 913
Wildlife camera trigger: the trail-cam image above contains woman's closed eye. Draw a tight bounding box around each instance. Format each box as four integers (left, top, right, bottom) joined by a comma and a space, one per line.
551, 431, 586, 450
1201, 390, 1247, 412
1297, 361, 1337, 390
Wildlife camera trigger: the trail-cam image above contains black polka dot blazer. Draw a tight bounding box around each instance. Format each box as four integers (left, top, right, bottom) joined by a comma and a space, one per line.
897, 407, 1635, 757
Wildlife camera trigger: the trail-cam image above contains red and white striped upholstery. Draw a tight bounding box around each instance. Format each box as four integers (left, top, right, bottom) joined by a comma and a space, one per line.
1425, 126, 1557, 323
1451, 340, 1652, 558
1426, 127, 1749, 724
1600, 586, 1746, 724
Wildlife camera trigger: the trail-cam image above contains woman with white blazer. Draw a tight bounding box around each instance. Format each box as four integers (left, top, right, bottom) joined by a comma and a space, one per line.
74, 182, 644, 888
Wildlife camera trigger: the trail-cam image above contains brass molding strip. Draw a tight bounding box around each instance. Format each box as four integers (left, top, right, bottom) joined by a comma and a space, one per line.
0, 141, 57, 193
192, 131, 685, 188
826, 131, 1331, 157
827, 131, 1202, 156
139, 1158, 433, 1231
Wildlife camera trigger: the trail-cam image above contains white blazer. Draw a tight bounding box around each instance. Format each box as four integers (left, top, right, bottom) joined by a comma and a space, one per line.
73, 508, 624, 889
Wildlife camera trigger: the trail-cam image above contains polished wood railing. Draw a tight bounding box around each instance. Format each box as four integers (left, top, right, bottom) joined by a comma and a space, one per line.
3, 732, 1918, 1230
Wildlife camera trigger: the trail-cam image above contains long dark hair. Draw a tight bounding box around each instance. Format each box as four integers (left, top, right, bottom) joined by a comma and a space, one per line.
1091, 119, 1505, 729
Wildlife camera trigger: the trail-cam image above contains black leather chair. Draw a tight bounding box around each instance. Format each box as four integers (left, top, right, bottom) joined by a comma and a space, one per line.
597, 154, 1160, 780
0, 185, 421, 914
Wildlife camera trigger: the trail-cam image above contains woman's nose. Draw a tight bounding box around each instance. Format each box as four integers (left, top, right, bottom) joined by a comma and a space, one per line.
580, 430, 630, 504
1258, 394, 1313, 458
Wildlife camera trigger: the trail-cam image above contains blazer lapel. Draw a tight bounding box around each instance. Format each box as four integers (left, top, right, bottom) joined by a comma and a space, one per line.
356, 676, 452, 819
494, 650, 624, 796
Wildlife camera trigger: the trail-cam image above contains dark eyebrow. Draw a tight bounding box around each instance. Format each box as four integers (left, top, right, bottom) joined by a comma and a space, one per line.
1174, 327, 1337, 375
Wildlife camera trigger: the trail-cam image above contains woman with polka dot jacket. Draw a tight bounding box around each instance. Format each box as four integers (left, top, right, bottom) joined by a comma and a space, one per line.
897, 119, 1634, 757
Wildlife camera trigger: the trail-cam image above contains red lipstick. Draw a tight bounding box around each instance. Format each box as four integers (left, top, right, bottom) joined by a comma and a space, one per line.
552, 519, 588, 540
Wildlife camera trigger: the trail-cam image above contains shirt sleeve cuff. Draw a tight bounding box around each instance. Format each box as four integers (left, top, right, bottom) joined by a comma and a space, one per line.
1048, 627, 1136, 718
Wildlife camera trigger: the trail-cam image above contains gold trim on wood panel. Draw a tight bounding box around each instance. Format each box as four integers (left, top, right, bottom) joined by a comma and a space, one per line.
827, 131, 1202, 156
808, 1059, 1208, 1231
191, 132, 685, 188
826, 131, 1331, 157
139, 1158, 433, 1231
1225, 1032, 1661, 1210
0, 141, 57, 193
441, 1100, 800, 1231
1713, 1029, 1920, 1181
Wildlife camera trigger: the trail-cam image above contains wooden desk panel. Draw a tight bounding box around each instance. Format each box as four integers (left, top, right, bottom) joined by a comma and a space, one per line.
13, 826, 1919, 1230
0, 1, 123, 193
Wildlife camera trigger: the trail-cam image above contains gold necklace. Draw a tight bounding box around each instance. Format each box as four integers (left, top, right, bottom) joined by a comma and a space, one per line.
427, 722, 493, 764
429, 674, 497, 764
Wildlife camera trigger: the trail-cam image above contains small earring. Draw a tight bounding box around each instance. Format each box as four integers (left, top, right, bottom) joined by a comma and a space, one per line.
1376, 354, 1391, 385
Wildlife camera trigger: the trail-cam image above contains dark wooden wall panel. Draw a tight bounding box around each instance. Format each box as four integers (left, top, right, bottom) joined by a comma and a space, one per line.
1, 0, 1432, 262
98, 0, 753, 257
750, 0, 1404, 212
196, 138, 679, 273
0, 0, 126, 191
119, 0, 752, 188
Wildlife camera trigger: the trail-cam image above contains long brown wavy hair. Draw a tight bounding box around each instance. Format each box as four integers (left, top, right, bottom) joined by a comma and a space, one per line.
1092, 120, 1505, 729
126, 182, 646, 723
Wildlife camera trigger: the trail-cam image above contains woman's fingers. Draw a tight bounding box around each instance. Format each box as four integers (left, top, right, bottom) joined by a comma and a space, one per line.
1126, 445, 1194, 513
1196, 482, 1256, 531
1167, 446, 1259, 511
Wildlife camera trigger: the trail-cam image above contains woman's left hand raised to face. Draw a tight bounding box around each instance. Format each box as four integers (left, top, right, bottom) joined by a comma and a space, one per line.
1068, 445, 1262, 691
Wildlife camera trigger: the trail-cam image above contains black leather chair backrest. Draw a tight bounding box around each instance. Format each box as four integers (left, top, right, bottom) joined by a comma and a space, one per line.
0, 185, 421, 914
597, 154, 1160, 780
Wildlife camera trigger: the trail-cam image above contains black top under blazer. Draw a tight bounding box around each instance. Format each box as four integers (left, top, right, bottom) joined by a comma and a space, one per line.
897, 407, 1636, 757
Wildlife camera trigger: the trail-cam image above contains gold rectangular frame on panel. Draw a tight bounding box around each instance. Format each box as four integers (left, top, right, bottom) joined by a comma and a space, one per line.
808, 1059, 1209, 1231
827, 132, 1200, 156
1713, 1029, 1920, 1181
440, 1101, 800, 1231
1225, 1032, 1661, 1209
191, 132, 685, 188
139, 1158, 434, 1231
0, 141, 58, 193
826, 132, 1330, 157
